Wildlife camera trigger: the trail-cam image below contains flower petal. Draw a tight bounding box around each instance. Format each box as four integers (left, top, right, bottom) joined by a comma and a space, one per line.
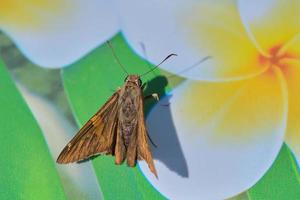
118, 0, 265, 81
238, 0, 300, 55
282, 59, 300, 167
139, 68, 287, 199
0, 0, 119, 68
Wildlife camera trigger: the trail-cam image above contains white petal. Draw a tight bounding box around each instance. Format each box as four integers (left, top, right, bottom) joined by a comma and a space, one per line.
139, 69, 287, 199
238, 0, 300, 55
117, 0, 264, 81
1, 0, 119, 68
282, 59, 300, 170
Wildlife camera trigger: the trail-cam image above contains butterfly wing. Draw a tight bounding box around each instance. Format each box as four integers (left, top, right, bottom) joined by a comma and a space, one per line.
57, 91, 120, 163
135, 93, 158, 177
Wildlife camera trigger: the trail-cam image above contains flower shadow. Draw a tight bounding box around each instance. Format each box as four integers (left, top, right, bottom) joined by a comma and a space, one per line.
143, 75, 189, 177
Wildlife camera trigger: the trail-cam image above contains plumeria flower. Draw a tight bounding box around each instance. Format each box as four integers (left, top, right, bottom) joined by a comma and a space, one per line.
2, 0, 300, 199
0, 0, 119, 67
117, 0, 300, 199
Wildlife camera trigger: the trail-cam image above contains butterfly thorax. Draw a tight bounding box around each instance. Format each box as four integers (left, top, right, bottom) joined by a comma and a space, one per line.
119, 82, 141, 147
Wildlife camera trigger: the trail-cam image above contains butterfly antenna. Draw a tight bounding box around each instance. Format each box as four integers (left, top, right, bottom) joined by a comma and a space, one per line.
166, 56, 211, 79
107, 41, 129, 75
141, 53, 177, 77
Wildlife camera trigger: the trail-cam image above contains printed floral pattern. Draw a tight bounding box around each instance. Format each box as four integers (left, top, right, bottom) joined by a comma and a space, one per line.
1, 0, 300, 199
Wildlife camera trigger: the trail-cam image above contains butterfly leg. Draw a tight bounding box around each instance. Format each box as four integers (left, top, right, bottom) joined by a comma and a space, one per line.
147, 132, 158, 148
144, 93, 159, 101
142, 82, 147, 90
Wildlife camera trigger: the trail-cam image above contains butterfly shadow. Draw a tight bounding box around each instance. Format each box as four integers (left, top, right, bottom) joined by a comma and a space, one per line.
143, 75, 189, 177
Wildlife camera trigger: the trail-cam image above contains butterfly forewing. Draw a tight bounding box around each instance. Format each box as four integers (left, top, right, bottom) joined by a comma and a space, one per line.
57, 91, 120, 163
136, 95, 158, 177
114, 120, 126, 165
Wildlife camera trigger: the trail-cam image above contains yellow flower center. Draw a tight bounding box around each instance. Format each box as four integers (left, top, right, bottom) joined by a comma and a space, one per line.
259, 45, 293, 70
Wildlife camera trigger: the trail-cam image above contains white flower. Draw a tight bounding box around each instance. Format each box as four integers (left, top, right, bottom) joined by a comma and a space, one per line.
117, 0, 300, 199
0, 0, 119, 67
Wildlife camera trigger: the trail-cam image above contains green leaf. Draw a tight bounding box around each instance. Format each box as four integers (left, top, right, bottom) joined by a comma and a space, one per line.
0, 59, 66, 199
248, 144, 300, 199
62, 33, 166, 199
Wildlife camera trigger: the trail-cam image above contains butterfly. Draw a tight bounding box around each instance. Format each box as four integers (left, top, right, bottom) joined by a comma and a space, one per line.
57, 41, 176, 178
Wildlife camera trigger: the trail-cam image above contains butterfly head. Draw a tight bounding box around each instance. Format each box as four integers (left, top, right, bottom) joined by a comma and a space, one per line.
124, 74, 142, 87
